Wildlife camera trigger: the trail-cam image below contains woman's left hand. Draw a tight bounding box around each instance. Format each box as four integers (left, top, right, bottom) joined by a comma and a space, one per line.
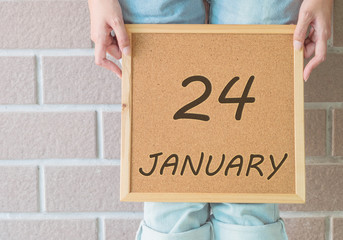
293, 0, 333, 81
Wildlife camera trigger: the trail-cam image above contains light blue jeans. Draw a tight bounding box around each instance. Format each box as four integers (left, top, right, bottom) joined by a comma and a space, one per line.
118, 0, 302, 239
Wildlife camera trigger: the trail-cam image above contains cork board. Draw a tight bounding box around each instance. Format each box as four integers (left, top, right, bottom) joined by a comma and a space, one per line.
120, 24, 305, 203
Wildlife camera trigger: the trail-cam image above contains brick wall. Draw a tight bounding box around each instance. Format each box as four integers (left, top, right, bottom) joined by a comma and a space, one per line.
0, 1, 342, 240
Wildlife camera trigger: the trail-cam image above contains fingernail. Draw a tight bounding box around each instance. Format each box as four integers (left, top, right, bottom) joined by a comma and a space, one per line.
123, 46, 131, 56
293, 40, 302, 51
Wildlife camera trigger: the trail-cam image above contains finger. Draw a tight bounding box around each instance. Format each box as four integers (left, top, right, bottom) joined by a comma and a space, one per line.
308, 26, 315, 39
303, 37, 327, 81
95, 41, 122, 78
294, 9, 313, 50
304, 40, 315, 58
304, 37, 311, 45
108, 14, 130, 56
107, 38, 122, 59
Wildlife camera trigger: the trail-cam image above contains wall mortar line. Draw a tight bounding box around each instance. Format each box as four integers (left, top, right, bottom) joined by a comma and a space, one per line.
0, 212, 144, 219
97, 110, 104, 159
327, 108, 333, 156
38, 165, 46, 212
97, 217, 105, 240
329, 216, 334, 240
0, 49, 95, 56
0, 159, 120, 165
0, 104, 121, 112
325, 216, 331, 240
35, 55, 43, 105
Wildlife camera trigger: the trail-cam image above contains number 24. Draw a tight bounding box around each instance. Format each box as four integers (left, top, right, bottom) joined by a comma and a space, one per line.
173, 75, 255, 121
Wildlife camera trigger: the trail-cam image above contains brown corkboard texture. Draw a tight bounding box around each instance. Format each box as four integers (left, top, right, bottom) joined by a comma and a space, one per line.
130, 32, 295, 195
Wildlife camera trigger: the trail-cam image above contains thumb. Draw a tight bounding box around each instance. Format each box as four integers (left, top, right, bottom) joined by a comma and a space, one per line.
293, 10, 312, 50
109, 16, 130, 56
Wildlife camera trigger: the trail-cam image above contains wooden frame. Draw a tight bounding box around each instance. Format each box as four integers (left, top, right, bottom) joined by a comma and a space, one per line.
120, 24, 305, 203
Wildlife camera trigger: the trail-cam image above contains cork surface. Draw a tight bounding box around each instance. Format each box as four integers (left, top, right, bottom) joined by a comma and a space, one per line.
130, 32, 295, 194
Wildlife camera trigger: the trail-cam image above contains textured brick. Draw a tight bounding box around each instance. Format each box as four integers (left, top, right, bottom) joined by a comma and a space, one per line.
43, 56, 121, 104
0, 166, 38, 212
0, 2, 91, 48
45, 166, 143, 212
106, 219, 141, 240
283, 217, 326, 240
304, 54, 343, 102
0, 57, 36, 104
333, 218, 343, 240
0, 220, 97, 240
305, 109, 326, 156
103, 112, 121, 159
333, 109, 343, 156
334, 0, 343, 46
280, 164, 343, 211
0, 112, 97, 159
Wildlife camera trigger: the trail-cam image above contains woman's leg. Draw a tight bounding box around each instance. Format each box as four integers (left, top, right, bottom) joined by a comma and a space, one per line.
206, 0, 302, 239
210, 203, 288, 240
135, 202, 212, 240
117, 1, 212, 239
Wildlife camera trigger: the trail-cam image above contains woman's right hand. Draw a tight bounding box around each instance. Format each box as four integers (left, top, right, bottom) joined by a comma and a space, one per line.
87, 0, 130, 79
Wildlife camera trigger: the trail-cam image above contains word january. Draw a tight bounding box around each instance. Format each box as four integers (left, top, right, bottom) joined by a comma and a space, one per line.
139, 152, 288, 180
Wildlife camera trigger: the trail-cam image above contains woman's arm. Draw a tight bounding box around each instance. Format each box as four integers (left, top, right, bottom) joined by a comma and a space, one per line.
293, 0, 333, 82
87, 0, 130, 78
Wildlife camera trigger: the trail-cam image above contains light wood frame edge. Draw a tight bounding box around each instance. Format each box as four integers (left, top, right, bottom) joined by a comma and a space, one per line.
122, 193, 305, 203
120, 24, 305, 203
123, 24, 295, 33
294, 43, 306, 203
120, 32, 133, 201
